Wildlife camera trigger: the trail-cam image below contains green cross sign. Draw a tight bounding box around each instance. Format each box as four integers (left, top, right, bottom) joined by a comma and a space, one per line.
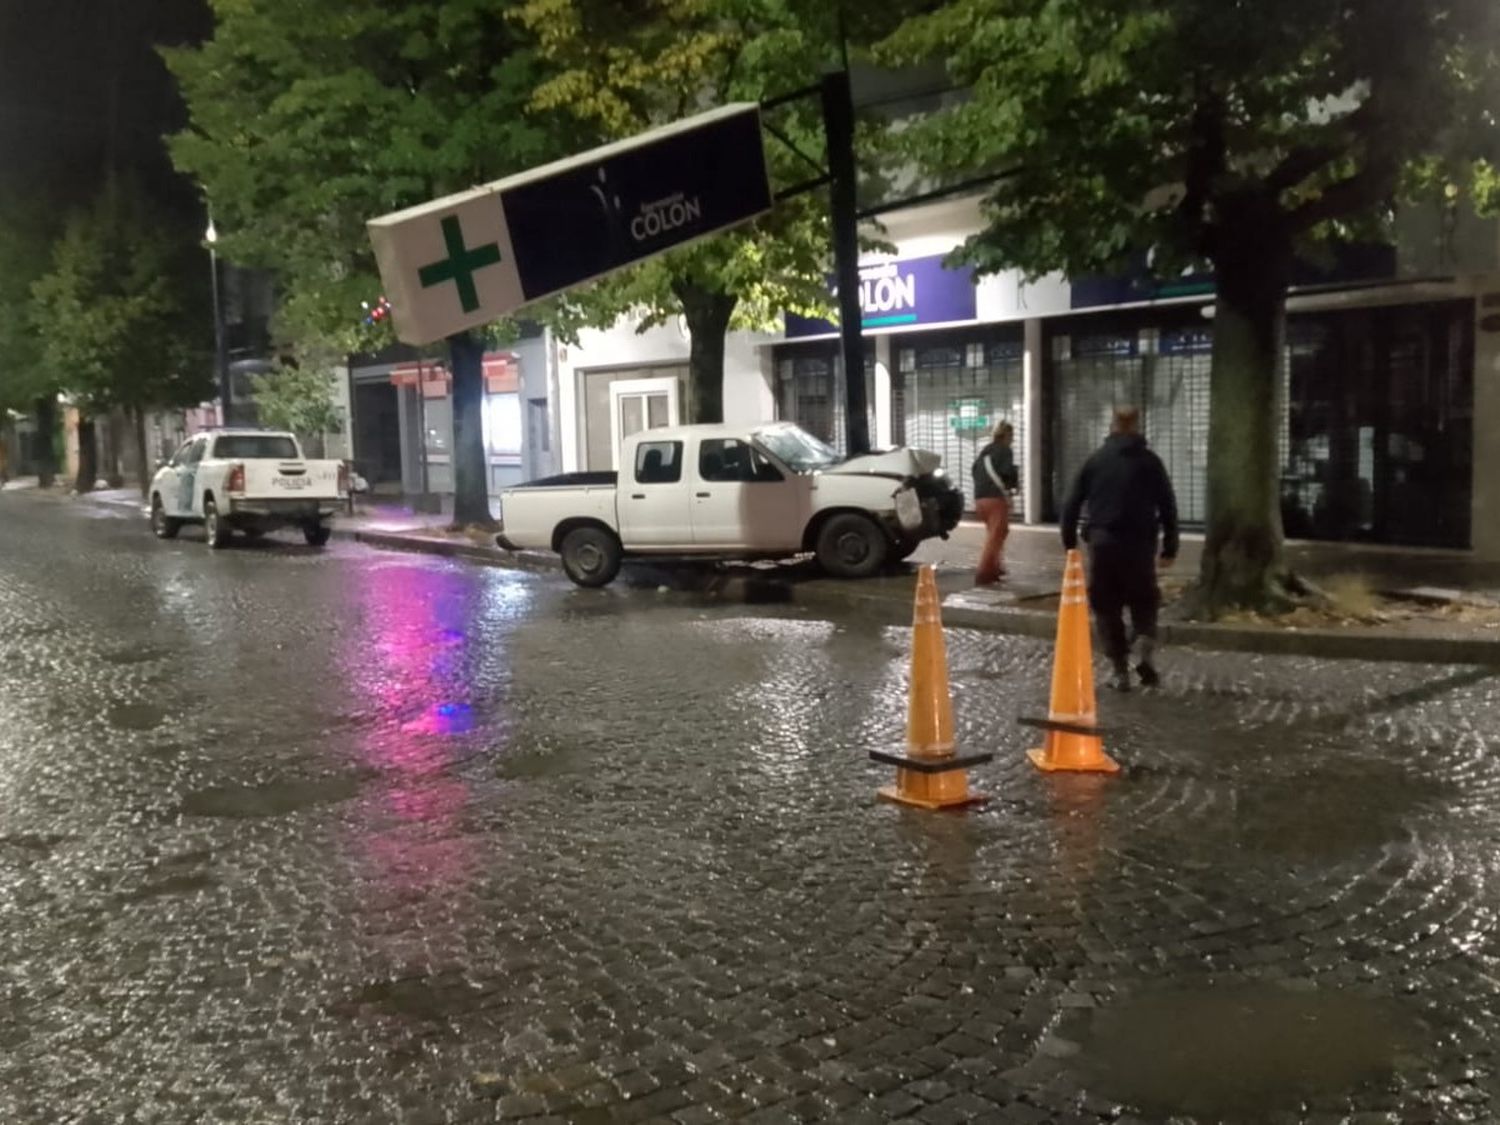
417, 215, 502, 313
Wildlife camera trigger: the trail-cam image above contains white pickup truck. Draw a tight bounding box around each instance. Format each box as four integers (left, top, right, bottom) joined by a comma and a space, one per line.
495, 422, 964, 587
148, 429, 348, 548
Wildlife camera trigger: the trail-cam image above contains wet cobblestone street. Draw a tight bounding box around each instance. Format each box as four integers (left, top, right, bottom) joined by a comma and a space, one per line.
5, 495, 1500, 1123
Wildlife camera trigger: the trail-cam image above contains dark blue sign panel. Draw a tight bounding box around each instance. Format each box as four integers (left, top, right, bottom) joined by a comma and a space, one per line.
785, 254, 977, 338
1071, 244, 1398, 310
501, 106, 772, 302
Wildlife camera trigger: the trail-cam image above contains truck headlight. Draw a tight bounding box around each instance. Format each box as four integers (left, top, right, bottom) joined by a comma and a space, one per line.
894, 487, 923, 531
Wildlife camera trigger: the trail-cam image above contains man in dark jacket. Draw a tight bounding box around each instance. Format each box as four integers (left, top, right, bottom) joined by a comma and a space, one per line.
1060, 407, 1179, 691
972, 420, 1018, 585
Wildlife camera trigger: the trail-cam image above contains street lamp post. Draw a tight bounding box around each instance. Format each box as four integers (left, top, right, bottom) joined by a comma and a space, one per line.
205, 218, 230, 426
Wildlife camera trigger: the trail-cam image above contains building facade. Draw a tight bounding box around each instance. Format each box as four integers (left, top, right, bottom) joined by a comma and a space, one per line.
346, 323, 556, 501
535, 193, 1500, 560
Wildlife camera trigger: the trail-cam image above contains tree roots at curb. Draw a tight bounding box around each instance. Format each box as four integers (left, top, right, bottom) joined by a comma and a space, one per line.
1181, 568, 1332, 622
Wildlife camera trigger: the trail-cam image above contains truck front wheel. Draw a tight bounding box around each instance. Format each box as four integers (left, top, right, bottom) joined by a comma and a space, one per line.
560, 526, 622, 587
816, 513, 889, 579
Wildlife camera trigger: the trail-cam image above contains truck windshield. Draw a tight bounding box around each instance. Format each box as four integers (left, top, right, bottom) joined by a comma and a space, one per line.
213, 435, 299, 459
754, 425, 840, 473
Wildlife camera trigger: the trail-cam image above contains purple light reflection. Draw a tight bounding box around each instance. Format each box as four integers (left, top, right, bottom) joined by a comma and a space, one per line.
343, 564, 483, 928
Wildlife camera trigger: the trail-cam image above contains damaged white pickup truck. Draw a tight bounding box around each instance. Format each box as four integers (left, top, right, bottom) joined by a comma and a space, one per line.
495, 422, 964, 587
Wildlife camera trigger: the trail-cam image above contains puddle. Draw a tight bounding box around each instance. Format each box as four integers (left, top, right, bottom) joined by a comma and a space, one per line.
107, 703, 166, 731
118, 872, 217, 902
0, 833, 72, 856
497, 747, 584, 780
340, 972, 481, 1021
1227, 767, 1452, 862
179, 774, 366, 818
100, 647, 169, 667
1075, 983, 1427, 1119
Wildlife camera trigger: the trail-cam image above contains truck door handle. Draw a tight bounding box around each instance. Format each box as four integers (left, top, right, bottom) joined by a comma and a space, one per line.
630, 493, 645, 500
695, 491, 710, 498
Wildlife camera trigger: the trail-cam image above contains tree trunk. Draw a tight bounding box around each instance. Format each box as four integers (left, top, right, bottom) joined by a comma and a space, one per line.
34, 396, 57, 489
132, 406, 150, 497
447, 330, 494, 528
75, 412, 98, 494
673, 280, 737, 424
104, 409, 126, 487
1197, 204, 1292, 616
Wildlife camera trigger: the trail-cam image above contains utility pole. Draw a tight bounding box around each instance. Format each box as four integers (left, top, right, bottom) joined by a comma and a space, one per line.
819, 70, 870, 455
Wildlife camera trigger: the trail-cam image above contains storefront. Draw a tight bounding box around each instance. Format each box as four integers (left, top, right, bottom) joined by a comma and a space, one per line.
754, 194, 1488, 552
1044, 315, 1212, 524
348, 331, 553, 500
890, 327, 1027, 520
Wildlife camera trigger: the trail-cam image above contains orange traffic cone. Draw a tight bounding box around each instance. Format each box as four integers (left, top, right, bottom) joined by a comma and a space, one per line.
871, 566, 992, 809
1025, 550, 1120, 774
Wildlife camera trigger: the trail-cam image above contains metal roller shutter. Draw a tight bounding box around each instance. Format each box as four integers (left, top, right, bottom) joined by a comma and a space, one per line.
895, 335, 1026, 518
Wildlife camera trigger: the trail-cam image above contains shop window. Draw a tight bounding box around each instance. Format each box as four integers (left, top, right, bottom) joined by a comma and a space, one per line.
422, 397, 452, 456
894, 329, 1025, 517
485, 392, 522, 456
772, 346, 874, 455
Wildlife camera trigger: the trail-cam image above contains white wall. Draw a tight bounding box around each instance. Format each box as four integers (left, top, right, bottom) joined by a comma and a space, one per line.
324, 365, 352, 461
722, 332, 776, 424
554, 315, 774, 471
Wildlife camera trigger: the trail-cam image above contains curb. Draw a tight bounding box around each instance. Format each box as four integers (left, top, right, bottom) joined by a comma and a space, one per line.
351, 529, 559, 575
345, 529, 1500, 666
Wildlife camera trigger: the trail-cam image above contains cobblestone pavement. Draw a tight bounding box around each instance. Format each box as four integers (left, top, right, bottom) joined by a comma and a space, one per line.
5, 495, 1500, 1123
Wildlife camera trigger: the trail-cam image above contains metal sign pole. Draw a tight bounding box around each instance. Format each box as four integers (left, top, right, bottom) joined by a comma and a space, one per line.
820, 70, 870, 455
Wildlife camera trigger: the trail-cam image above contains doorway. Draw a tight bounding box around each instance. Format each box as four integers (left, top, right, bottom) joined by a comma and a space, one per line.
353, 381, 403, 494
579, 365, 687, 470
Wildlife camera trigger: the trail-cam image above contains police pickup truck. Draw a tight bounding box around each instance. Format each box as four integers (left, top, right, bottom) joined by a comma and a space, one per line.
495, 422, 963, 587
148, 429, 348, 548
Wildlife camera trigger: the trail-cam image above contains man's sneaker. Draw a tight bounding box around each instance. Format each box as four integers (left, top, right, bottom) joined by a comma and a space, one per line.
1107, 664, 1131, 692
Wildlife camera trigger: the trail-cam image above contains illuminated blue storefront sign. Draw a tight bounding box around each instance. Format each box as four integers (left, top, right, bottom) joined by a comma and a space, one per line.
785, 254, 977, 338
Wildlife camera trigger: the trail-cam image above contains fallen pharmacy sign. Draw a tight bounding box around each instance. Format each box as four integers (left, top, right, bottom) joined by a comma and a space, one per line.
368, 104, 772, 346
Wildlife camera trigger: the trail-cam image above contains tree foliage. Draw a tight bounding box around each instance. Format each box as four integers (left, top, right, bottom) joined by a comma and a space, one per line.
166, 0, 568, 523
883, 0, 1500, 613
511, 0, 847, 422
0, 186, 64, 415
29, 176, 212, 421
250, 364, 344, 442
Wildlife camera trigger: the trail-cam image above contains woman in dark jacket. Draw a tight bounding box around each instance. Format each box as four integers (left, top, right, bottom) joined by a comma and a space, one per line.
972, 420, 1018, 584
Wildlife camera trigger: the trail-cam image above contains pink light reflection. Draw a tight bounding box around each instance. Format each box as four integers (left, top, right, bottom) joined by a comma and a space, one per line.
343, 564, 481, 930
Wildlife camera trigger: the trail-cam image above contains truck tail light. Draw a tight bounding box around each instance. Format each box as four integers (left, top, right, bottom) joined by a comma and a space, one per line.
337, 462, 350, 496
227, 463, 245, 495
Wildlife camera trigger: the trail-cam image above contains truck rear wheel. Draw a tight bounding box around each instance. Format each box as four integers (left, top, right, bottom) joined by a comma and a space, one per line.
559, 526, 622, 588
303, 522, 332, 547
203, 499, 231, 549
816, 513, 889, 579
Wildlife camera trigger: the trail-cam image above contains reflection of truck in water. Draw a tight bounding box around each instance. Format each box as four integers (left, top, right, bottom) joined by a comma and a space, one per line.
495, 422, 965, 587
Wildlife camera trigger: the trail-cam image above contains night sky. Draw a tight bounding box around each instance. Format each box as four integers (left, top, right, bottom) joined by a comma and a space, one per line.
0, 0, 210, 212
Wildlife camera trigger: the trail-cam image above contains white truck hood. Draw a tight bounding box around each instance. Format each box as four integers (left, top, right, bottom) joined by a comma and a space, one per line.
823, 447, 941, 478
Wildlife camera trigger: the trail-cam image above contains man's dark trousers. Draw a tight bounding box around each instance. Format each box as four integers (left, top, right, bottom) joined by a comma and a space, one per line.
1086, 540, 1159, 666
